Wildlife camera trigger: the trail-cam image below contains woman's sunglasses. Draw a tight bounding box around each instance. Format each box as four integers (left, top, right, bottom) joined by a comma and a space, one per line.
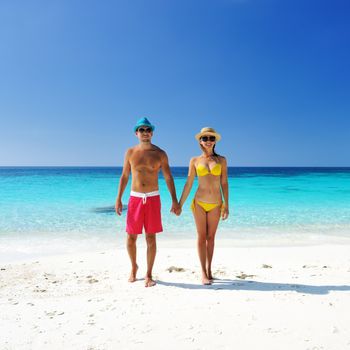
137, 127, 152, 133
200, 135, 216, 142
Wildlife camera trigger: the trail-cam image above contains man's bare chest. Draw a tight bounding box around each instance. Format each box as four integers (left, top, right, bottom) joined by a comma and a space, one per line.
130, 152, 161, 170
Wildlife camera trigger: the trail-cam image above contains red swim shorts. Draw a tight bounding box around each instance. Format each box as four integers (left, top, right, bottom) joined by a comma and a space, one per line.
126, 191, 163, 234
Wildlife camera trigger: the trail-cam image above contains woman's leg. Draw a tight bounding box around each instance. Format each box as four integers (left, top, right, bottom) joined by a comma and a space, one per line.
193, 202, 211, 285
206, 206, 221, 280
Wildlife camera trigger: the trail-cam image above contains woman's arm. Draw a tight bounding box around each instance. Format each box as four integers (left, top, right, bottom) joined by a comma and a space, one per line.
220, 157, 229, 220
179, 158, 196, 208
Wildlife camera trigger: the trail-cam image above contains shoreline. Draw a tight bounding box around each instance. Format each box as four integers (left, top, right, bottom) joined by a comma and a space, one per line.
2, 231, 350, 264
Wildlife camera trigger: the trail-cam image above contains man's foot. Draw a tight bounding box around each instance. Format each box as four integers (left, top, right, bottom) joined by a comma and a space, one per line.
128, 265, 138, 283
145, 277, 156, 287
207, 269, 213, 281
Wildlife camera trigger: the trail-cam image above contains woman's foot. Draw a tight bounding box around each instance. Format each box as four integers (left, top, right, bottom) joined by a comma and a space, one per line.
202, 273, 212, 285
128, 265, 138, 282
145, 276, 156, 287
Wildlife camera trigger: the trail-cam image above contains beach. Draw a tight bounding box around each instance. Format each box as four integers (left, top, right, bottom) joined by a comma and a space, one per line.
1, 242, 350, 350
1, 167, 350, 349
2, 0, 350, 346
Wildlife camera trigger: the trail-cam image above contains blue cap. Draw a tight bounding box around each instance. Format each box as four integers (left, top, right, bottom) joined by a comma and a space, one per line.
134, 117, 155, 132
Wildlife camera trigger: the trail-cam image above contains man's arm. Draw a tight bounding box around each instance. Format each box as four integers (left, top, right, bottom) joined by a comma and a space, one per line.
160, 151, 180, 214
115, 149, 132, 216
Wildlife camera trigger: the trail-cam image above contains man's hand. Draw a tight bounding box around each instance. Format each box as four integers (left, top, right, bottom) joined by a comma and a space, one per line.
174, 206, 182, 216
115, 199, 123, 216
221, 204, 229, 220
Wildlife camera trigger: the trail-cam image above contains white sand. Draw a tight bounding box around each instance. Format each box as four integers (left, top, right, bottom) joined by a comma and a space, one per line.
1, 242, 350, 350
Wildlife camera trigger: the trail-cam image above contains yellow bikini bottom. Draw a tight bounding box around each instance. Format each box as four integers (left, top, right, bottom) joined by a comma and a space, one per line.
191, 199, 222, 213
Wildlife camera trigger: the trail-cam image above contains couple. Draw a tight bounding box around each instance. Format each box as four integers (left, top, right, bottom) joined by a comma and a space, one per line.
115, 117, 229, 287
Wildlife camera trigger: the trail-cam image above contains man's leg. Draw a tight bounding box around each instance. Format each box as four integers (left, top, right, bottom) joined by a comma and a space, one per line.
145, 234, 157, 287
126, 234, 138, 282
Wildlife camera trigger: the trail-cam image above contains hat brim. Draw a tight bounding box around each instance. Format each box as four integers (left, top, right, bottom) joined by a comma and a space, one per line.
195, 131, 221, 142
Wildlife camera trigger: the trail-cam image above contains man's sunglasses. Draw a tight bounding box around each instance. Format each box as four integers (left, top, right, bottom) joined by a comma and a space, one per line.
200, 136, 216, 142
137, 127, 152, 133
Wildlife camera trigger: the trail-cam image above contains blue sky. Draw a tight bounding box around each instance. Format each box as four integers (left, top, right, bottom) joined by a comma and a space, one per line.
0, 0, 349, 166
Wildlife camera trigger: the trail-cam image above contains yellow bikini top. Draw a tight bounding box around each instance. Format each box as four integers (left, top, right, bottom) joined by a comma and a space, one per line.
196, 163, 222, 177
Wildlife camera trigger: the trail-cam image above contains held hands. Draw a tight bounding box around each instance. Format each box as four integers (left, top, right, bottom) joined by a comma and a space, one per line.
170, 201, 182, 216
115, 199, 123, 216
221, 204, 229, 220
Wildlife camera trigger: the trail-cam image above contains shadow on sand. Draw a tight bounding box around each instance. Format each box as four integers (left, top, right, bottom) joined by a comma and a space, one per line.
157, 279, 350, 295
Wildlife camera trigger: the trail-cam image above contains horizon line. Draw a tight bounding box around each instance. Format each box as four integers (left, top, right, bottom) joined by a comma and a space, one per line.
1, 165, 350, 168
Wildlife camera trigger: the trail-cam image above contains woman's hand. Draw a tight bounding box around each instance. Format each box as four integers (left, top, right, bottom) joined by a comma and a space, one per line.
221, 204, 229, 220
171, 201, 182, 216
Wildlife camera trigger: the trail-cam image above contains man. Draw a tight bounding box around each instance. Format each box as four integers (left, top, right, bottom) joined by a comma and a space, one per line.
115, 117, 180, 287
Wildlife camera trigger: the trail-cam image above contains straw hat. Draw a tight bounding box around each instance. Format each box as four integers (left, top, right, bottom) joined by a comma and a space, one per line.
195, 127, 221, 142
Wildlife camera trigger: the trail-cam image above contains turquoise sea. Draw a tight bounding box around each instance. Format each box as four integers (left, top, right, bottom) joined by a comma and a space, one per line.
1, 167, 350, 261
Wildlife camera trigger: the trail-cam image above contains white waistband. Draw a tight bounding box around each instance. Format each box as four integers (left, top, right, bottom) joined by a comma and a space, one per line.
130, 190, 160, 198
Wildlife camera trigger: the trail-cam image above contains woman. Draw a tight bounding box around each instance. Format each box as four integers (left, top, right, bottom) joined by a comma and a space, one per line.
179, 127, 229, 285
